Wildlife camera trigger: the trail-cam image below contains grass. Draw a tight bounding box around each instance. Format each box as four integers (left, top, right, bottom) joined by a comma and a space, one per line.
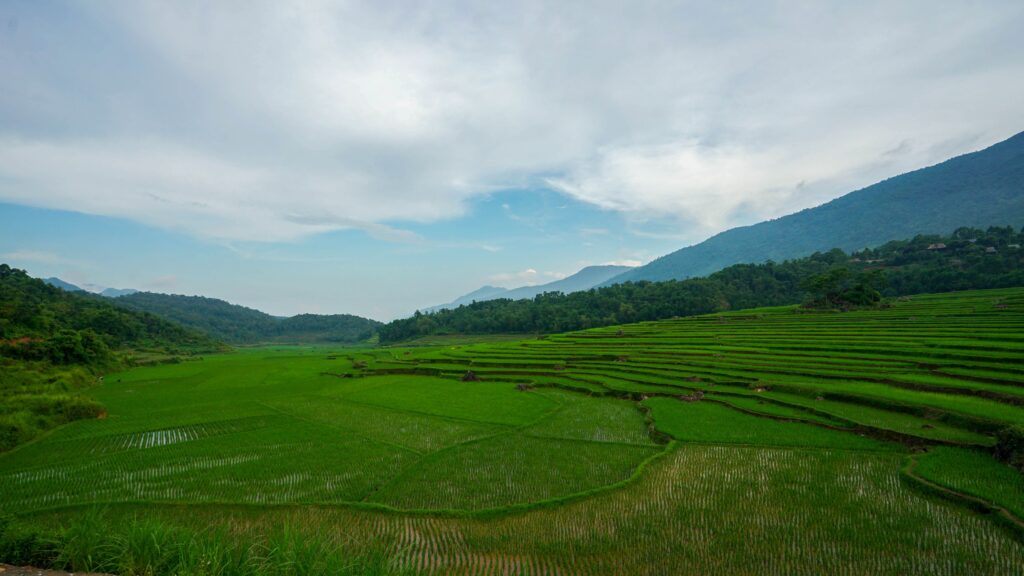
12, 445, 1024, 575
0, 510, 408, 576
913, 446, 1024, 520
368, 433, 660, 510
644, 397, 895, 451
2, 287, 1024, 573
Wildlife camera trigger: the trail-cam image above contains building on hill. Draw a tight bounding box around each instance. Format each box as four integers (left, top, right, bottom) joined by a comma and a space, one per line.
985, 246, 998, 253
927, 243, 947, 250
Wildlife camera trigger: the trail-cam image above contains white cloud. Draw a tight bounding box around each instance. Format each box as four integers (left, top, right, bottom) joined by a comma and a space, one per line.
1, 250, 66, 264
142, 275, 178, 291
0, 1, 1021, 243
487, 268, 566, 287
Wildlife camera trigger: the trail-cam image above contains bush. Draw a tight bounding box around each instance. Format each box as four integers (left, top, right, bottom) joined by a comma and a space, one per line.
994, 426, 1024, 472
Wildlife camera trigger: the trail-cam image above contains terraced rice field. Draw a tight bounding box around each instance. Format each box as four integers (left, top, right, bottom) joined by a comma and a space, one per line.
3, 288, 1024, 574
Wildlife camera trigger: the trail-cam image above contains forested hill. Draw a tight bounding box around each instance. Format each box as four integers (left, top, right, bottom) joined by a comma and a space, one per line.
606, 130, 1024, 285
1, 265, 219, 359
112, 292, 381, 344
0, 264, 222, 450
379, 226, 1024, 342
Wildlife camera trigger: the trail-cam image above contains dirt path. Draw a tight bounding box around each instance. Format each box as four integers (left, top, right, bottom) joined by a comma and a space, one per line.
0, 565, 109, 576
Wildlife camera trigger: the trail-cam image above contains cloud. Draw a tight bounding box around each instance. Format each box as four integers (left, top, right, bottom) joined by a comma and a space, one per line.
487, 268, 566, 287
603, 260, 643, 268
1, 249, 66, 265
142, 275, 178, 291
0, 1, 1021, 243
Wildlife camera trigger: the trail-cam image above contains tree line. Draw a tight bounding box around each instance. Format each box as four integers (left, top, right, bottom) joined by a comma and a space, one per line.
379, 226, 1024, 342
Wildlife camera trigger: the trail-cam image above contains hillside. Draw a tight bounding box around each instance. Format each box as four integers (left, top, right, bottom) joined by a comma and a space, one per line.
380, 225, 1024, 341
0, 264, 221, 450
607, 131, 1024, 285
100, 287, 138, 298
43, 277, 83, 292
112, 292, 381, 344
425, 265, 632, 312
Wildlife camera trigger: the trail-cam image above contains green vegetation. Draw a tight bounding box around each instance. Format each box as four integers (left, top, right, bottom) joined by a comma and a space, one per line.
380, 225, 1024, 341
0, 511, 406, 576
113, 291, 381, 344
0, 265, 223, 451
644, 397, 892, 450
913, 446, 1024, 520
2, 287, 1024, 573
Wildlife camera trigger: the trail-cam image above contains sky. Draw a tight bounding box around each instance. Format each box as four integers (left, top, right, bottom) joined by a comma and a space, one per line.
1, 1, 1023, 320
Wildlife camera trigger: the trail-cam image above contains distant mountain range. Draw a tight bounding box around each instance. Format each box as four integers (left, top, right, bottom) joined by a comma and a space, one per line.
111, 292, 380, 344
605, 130, 1024, 286
38, 276, 378, 343
43, 277, 84, 292
100, 287, 139, 298
42, 277, 138, 298
424, 265, 633, 312
8, 267, 219, 353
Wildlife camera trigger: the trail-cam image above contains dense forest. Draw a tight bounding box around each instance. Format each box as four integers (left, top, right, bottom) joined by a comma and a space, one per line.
610, 130, 1024, 285
112, 292, 381, 344
379, 226, 1024, 342
0, 265, 222, 450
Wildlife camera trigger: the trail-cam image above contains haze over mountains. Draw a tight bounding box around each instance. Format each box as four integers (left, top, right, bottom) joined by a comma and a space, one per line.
605, 130, 1024, 286
42, 277, 138, 298
424, 265, 632, 312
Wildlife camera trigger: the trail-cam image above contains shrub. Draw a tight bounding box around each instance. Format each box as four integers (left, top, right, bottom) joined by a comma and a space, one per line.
994, 426, 1024, 472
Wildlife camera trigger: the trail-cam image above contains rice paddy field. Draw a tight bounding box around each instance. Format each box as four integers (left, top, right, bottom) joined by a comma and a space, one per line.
3, 287, 1024, 574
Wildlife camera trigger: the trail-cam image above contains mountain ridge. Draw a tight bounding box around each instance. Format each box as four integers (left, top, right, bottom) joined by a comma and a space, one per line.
112, 291, 381, 344
424, 264, 632, 313
605, 131, 1024, 286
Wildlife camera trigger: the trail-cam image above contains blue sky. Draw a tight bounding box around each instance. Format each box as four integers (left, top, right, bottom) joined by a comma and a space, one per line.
0, 190, 674, 319
1, 1, 1023, 319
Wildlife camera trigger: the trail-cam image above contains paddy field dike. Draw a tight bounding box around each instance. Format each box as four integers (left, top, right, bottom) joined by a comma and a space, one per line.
2, 287, 1024, 575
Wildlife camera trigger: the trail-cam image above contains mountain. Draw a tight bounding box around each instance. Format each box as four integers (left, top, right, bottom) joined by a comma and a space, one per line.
100, 287, 139, 298
41, 277, 136, 297
2, 266, 220, 354
43, 277, 83, 292
606, 131, 1024, 286
111, 292, 381, 344
421, 285, 510, 312
503, 265, 634, 299
425, 265, 633, 312
380, 225, 1024, 342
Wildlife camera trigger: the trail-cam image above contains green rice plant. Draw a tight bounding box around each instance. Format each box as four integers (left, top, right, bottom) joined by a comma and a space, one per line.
331, 375, 560, 426
368, 433, 661, 511
644, 397, 896, 451
913, 446, 1024, 520
524, 389, 656, 446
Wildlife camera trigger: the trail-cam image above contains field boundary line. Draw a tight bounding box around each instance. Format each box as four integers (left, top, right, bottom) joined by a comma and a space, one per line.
325, 389, 552, 429
10, 441, 678, 521
901, 454, 1024, 539
358, 392, 568, 504
256, 401, 423, 456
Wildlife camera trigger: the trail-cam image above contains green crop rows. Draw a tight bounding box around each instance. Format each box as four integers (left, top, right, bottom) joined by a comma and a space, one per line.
3, 287, 1024, 573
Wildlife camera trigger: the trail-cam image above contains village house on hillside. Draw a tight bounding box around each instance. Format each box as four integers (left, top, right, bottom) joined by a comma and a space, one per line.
927, 243, 947, 250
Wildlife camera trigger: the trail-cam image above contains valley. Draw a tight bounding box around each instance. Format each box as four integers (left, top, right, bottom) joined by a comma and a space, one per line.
3, 288, 1022, 574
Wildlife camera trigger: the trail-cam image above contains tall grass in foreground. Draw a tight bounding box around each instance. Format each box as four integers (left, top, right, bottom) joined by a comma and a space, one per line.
0, 510, 407, 576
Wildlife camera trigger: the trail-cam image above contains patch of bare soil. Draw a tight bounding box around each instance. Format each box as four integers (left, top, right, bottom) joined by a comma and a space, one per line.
0, 565, 110, 576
